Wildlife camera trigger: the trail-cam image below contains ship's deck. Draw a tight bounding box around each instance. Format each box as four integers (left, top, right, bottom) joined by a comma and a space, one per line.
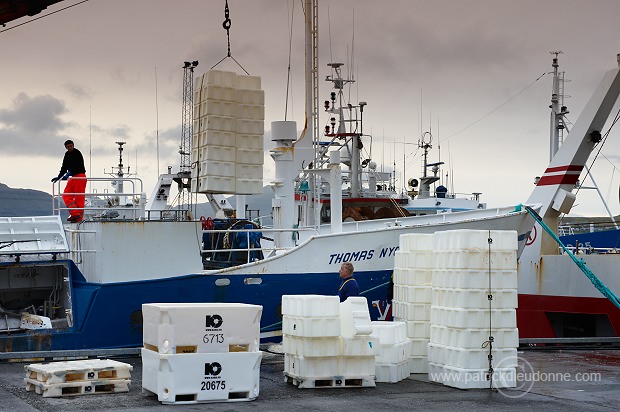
1, 348, 619, 411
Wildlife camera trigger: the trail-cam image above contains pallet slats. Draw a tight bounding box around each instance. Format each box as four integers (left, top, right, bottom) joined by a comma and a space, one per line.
24, 359, 132, 398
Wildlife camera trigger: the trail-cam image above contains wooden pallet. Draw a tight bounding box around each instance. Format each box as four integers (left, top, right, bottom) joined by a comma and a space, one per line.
24, 359, 132, 384
25, 378, 131, 398
284, 372, 375, 389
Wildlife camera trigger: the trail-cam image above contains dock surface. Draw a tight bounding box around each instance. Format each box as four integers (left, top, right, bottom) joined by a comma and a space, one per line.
1, 348, 619, 411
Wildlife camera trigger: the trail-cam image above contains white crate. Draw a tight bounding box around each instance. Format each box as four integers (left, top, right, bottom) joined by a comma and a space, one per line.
236, 75, 261, 90
235, 119, 264, 135
340, 336, 380, 357
409, 356, 429, 374
340, 296, 373, 337
196, 176, 235, 194
432, 269, 518, 290
203, 115, 236, 132
236, 134, 264, 150
376, 340, 412, 364
427, 361, 516, 389
235, 178, 263, 195
282, 335, 341, 357
427, 343, 517, 369
392, 301, 431, 321
235, 164, 263, 179
199, 145, 235, 162
196, 160, 235, 178
433, 250, 517, 270
398, 233, 434, 252
429, 325, 519, 349
375, 359, 412, 383
236, 148, 264, 165
430, 306, 517, 329
393, 268, 433, 286
410, 338, 429, 356
282, 315, 340, 337
405, 320, 430, 339
235, 89, 265, 105
431, 288, 518, 309
204, 100, 236, 117
205, 70, 237, 87
282, 295, 341, 317
236, 104, 265, 120
394, 285, 432, 304
284, 354, 339, 378
394, 251, 433, 270
370, 321, 408, 345
433, 229, 518, 252
196, 130, 235, 148
142, 303, 262, 354
338, 356, 376, 377
203, 84, 236, 102
141, 349, 261, 404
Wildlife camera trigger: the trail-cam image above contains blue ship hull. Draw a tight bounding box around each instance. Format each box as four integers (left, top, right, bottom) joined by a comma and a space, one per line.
0, 260, 392, 352
559, 228, 620, 250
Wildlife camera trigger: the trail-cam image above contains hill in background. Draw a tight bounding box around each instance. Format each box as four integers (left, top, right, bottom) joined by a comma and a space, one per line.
0, 183, 56, 216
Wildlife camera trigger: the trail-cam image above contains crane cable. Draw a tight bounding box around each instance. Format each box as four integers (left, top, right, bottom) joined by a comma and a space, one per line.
210, 0, 249, 75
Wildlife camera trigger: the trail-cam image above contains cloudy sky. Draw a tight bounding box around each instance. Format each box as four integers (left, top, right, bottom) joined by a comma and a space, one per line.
1, 0, 620, 216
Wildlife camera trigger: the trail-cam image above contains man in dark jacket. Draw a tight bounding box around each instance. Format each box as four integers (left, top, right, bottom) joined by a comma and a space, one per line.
338, 261, 359, 302
52, 140, 87, 222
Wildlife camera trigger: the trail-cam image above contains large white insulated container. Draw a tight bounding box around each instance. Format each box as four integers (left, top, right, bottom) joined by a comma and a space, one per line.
142, 303, 262, 354
141, 349, 261, 404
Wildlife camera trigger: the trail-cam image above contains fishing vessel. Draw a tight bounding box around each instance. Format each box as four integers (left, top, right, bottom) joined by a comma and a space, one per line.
518, 53, 620, 339
0, 1, 618, 352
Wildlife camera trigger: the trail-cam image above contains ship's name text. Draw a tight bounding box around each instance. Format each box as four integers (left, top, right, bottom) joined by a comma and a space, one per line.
328, 246, 399, 264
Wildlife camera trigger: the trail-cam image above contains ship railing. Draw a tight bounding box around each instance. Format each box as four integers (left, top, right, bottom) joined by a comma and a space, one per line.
52, 177, 146, 220
560, 245, 620, 255
201, 227, 319, 264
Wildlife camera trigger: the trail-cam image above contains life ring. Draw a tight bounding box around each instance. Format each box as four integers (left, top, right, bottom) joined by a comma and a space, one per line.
200, 216, 214, 230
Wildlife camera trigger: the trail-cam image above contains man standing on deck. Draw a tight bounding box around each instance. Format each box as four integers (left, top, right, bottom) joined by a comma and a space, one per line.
338, 261, 359, 302
51, 140, 87, 223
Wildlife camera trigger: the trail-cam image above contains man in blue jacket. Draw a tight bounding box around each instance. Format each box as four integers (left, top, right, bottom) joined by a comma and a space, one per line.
338, 262, 359, 302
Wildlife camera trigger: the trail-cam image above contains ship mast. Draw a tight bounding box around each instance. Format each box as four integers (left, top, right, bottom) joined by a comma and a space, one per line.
549, 51, 569, 160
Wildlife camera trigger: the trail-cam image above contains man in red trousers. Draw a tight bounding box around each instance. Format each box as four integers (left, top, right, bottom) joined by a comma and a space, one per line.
52, 140, 87, 222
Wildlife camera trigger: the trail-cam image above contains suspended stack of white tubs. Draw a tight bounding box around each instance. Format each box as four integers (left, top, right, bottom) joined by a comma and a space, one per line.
141, 303, 263, 404
192, 69, 264, 195
427, 230, 519, 389
282, 295, 377, 388
392, 233, 434, 374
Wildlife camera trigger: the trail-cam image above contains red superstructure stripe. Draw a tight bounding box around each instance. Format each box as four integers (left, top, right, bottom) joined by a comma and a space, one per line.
537, 174, 581, 186
544, 165, 584, 173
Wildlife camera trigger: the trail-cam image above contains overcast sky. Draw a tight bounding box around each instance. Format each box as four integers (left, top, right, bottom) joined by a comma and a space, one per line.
1, 0, 620, 216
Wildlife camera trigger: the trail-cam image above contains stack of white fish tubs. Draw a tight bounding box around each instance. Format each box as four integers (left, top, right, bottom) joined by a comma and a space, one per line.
427, 230, 519, 389
141, 303, 263, 404
392, 233, 434, 374
282, 295, 376, 388
192, 69, 264, 195
371, 321, 412, 383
